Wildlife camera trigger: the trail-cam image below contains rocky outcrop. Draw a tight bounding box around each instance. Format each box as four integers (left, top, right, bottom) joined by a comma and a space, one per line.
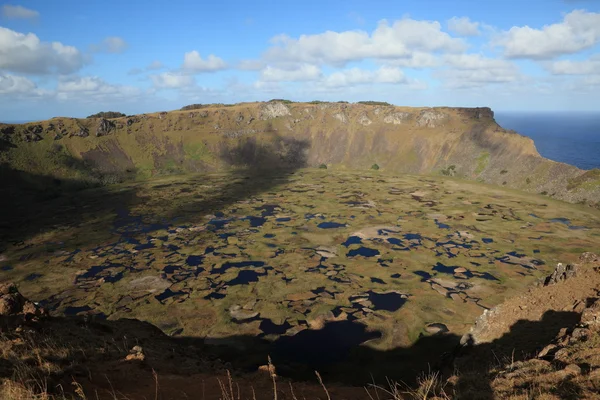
96, 118, 116, 137
0, 283, 45, 318
259, 102, 291, 120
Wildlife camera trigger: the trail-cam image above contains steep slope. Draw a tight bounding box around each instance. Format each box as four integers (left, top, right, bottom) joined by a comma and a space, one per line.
0, 102, 598, 206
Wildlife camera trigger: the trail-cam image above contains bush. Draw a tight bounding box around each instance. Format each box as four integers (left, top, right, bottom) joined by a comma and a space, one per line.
526, 177, 531, 184
309, 100, 326, 104
371, 164, 380, 170
357, 101, 392, 106
269, 99, 294, 104
180, 104, 205, 111
441, 165, 456, 176
86, 111, 126, 119
500, 169, 508, 174
318, 164, 328, 169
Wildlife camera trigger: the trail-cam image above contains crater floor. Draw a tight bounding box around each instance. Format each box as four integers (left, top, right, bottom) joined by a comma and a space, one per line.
2, 169, 600, 353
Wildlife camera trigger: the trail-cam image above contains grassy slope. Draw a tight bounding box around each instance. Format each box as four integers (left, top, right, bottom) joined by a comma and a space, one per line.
0, 102, 598, 206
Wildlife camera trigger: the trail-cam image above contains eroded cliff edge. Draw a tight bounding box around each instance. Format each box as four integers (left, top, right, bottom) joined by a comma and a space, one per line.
1, 102, 598, 206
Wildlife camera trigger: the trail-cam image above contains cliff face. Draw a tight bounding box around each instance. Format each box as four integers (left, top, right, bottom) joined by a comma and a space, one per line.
0, 102, 598, 206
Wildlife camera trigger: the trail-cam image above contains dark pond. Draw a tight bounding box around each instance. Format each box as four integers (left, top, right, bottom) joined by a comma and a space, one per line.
318, 222, 347, 229
264, 234, 276, 238
271, 320, 381, 367
387, 238, 404, 246
186, 255, 204, 266
414, 270, 432, 281
276, 217, 291, 222
1, 265, 13, 271
370, 277, 386, 284
482, 238, 494, 244
260, 319, 292, 335
227, 269, 269, 286
366, 291, 407, 312
347, 247, 380, 257
244, 216, 267, 227
342, 236, 362, 247
435, 220, 450, 229
208, 219, 231, 230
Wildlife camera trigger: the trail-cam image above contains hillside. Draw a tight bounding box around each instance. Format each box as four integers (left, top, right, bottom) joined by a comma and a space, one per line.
1, 102, 598, 207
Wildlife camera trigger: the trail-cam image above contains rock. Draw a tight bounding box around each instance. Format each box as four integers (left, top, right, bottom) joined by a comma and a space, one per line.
579, 252, 598, 263
416, 110, 448, 128
537, 344, 558, 358
454, 267, 467, 274
316, 246, 337, 258
333, 113, 347, 123
561, 364, 581, 377
71, 127, 89, 138
308, 311, 335, 329
542, 262, 577, 286
96, 118, 116, 137
258, 364, 276, 376
383, 112, 411, 125
0, 283, 45, 317
259, 102, 291, 120
425, 323, 449, 335
581, 300, 600, 329
570, 327, 590, 343
358, 114, 372, 126
125, 345, 145, 361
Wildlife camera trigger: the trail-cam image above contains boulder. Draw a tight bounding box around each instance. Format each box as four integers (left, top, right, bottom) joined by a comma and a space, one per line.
542, 262, 577, 286
425, 323, 449, 335
581, 300, 600, 329
96, 118, 116, 137
229, 306, 259, 321
0, 283, 45, 317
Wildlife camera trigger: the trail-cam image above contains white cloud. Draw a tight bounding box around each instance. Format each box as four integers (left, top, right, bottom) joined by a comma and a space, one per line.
383, 52, 440, 68
0, 27, 84, 74
438, 54, 521, 89
260, 64, 322, 82
182, 50, 227, 72
2, 4, 39, 20
323, 66, 407, 87
56, 76, 141, 101
150, 72, 195, 89
146, 60, 164, 70
264, 18, 466, 66
90, 36, 128, 53
547, 57, 600, 75
0, 73, 36, 94
497, 10, 600, 59
447, 17, 480, 36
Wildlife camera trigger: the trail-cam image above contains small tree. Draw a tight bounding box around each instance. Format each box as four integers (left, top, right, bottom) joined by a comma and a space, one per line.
318, 163, 328, 169
371, 164, 380, 170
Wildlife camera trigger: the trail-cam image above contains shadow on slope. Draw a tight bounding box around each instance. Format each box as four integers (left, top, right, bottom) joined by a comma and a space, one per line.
0, 309, 581, 399
0, 131, 309, 251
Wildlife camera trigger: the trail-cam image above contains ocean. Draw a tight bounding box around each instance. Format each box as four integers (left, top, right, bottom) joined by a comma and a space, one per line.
495, 112, 600, 171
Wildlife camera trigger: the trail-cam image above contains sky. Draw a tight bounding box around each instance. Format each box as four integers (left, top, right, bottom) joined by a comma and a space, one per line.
1, 0, 600, 121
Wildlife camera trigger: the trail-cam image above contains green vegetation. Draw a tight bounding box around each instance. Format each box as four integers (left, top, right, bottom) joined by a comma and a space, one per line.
318, 163, 328, 169
268, 99, 294, 104
357, 101, 393, 106
86, 111, 125, 119
441, 165, 457, 176
567, 169, 600, 191
526, 177, 531, 185
309, 100, 326, 104
180, 104, 205, 111
371, 163, 380, 170
500, 169, 508, 174
475, 152, 490, 175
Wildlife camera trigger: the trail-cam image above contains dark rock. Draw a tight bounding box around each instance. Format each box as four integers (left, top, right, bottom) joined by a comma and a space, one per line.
542, 262, 577, 286
71, 127, 89, 138
0, 125, 15, 136
96, 118, 116, 137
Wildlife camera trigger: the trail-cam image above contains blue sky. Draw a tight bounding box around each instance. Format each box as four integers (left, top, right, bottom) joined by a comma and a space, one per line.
1, 0, 600, 120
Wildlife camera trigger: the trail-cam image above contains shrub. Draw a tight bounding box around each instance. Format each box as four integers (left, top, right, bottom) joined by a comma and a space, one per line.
526, 177, 531, 184
500, 169, 508, 174
357, 101, 393, 106
86, 111, 126, 119
371, 164, 380, 170
180, 104, 205, 111
441, 165, 456, 176
309, 100, 326, 104
269, 99, 293, 104
318, 164, 328, 169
